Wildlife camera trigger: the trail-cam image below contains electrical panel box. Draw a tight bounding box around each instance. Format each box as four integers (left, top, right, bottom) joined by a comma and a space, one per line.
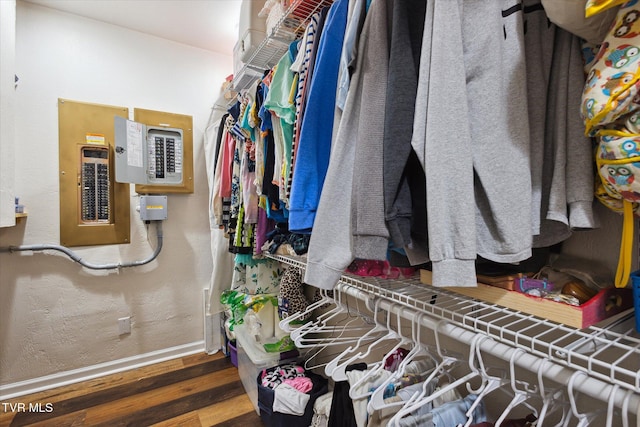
139, 195, 168, 221
114, 109, 193, 194
58, 99, 130, 247
114, 117, 183, 186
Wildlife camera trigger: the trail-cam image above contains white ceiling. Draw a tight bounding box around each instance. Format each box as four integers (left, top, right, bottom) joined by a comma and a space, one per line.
21, 0, 243, 56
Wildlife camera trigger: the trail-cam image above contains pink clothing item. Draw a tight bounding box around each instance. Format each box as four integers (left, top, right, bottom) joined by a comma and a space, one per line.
347, 259, 417, 279
347, 259, 385, 277
283, 376, 313, 393
384, 347, 409, 372
219, 132, 236, 198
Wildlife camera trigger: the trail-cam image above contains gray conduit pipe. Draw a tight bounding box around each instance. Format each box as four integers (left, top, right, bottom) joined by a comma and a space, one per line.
0, 220, 163, 270
337, 282, 640, 415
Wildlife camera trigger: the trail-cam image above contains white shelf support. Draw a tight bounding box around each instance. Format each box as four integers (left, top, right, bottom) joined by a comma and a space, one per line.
268, 253, 640, 413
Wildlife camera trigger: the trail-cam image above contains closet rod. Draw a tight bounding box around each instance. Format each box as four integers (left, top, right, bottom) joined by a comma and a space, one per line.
336, 283, 640, 414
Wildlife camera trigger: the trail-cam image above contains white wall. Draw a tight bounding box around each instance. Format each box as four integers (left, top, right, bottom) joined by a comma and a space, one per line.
0, 2, 233, 387
0, 0, 17, 228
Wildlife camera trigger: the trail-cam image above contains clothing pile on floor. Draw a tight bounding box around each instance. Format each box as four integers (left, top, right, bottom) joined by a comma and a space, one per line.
257, 363, 329, 427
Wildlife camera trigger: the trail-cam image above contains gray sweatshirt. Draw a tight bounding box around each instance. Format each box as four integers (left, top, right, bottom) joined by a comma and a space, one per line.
527, 10, 597, 247
352, 0, 392, 260
527, 12, 597, 247
305, 0, 390, 289
412, 0, 532, 288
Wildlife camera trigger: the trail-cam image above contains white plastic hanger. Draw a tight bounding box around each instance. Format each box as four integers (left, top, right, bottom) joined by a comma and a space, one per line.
290, 288, 345, 335
331, 302, 405, 382
296, 287, 381, 370
348, 309, 414, 400
396, 319, 465, 408
295, 309, 372, 349
292, 288, 377, 348
494, 349, 540, 427
567, 370, 604, 427
301, 314, 377, 371
535, 357, 570, 427
390, 328, 483, 427
323, 297, 389, 378
290, 285, 359, 342
367, 312, 438, 413
461, 335, 509, 427
278, 282, 332, 333
281, 284, 345, 334
605, 384, 621, 427
621, 388, 634, 427
286, 294, 338, 339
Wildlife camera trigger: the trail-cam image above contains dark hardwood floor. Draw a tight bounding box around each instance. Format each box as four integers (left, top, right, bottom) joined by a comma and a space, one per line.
0, 351, 262, 426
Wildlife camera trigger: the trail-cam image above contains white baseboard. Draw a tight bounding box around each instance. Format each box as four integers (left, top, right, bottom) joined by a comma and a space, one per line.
0, 341, 205, 400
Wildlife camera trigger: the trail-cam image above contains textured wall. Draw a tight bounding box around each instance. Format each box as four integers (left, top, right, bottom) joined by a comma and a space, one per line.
0, 0, 16, 228
0, 2, 232, 386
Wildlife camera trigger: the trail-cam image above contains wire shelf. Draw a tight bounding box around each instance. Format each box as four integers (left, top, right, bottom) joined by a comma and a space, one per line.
267, 253, 640, 394
230, 0, 334, 95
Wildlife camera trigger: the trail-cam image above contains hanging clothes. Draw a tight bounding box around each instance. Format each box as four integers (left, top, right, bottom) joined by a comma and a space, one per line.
522, 1, 597, 247
288, 0, 349, 233
383, 0, 427, 255
287, 11, 324, 202
350, 0, 392, 261
328, 363, 364, 427
263, 43, 298, 207
304, 0, 388, 289
240, 99, 259, 225
395, 394, 487, 427
411, 0, 532, 288
217, 0, 599, 288
335, 0, 367, 112
211, 113, 231, 227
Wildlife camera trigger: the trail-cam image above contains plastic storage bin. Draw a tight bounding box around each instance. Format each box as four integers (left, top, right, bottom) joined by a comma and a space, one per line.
630, 270, 640, 332
237, 0, 268, 63
228, 340, 238, 367
235, 324, 282, 414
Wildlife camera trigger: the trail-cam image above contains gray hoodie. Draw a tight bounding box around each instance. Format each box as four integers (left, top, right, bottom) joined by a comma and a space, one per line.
524, 3, 597, 247
411, 0, 532, 287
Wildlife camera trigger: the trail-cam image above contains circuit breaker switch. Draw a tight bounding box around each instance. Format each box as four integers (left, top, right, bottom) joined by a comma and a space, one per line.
139, 195, 167, 221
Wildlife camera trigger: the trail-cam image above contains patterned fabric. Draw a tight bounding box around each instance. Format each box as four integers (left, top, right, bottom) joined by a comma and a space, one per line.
221, 197, 231, 233
232, 258, 283, 295
220, 290, 278, 331
230, 138, 242, 220
278, 267, 313, 321
595, 128, 640, 210
232, 207, 254, 254
260, 364, 306, 389
581, 1, 640, 214
287, 12, 321, 201
582, 2, 640, 134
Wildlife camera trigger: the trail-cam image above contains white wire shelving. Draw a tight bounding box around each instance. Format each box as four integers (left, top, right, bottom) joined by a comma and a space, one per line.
215, 0, 334, 109
267, 253, 640, 397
